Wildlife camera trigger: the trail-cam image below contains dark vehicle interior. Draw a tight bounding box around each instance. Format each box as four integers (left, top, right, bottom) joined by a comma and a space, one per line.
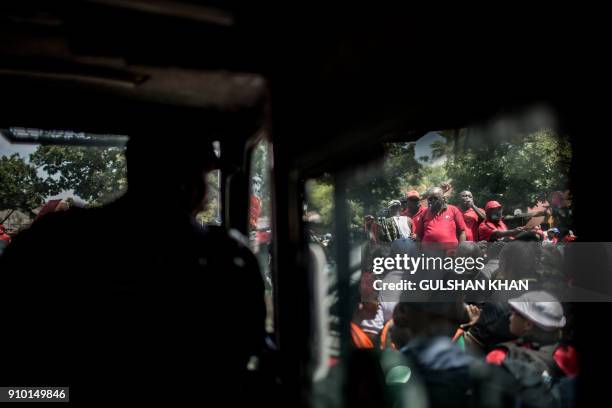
0, 1, 610, 407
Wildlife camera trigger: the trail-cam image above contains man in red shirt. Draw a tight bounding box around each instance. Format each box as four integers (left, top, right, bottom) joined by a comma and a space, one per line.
0, 224, 11, 249
478, 201, 524, 242
415, 187, 466, 246
401, 190, 427, 228
0, 224, 11, 255
0, 225, 9, 257
0, 224, 10, 244
458, 190, 485, 241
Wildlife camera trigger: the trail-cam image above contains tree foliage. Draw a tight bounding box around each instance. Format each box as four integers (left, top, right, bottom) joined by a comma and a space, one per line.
306, 128, 571, 232
446, 129, 571, 210
306, 180, 334, 227
0, 154, 47, 214
415, 164, 448, 194
346, 142, 422, 214
195, 170, 221, 225
250, 141, 272, 217
30, 145, 127, 205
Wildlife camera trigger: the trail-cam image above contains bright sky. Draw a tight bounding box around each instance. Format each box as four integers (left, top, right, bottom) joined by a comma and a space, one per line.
0, 132, 36, 159
414, 131, 446, 166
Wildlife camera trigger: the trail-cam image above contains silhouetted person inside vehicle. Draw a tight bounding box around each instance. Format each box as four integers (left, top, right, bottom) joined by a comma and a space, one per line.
0, 134, 266, 404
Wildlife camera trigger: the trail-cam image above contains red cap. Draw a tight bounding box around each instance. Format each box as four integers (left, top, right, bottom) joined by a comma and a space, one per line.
406, 190, 420, 200
485, 200, 502, 210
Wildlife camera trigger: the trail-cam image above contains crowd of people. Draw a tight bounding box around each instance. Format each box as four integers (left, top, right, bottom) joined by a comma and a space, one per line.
365, 186, 575, 250
349, 184, 578, 407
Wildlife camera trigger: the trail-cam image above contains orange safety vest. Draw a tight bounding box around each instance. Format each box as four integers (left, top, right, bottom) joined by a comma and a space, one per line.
379, 319, 396, 350
351, 322, 375, 349
452, 327, 464, 342
452, 327, 467, 352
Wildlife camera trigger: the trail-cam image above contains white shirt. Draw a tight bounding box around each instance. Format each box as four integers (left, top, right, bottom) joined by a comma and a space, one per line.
392, 215, 411, 238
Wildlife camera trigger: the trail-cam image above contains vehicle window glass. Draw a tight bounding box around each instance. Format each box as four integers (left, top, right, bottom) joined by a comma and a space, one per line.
0, 129, 128, 236
249, 138, 274, 333
306, 106, 581, 408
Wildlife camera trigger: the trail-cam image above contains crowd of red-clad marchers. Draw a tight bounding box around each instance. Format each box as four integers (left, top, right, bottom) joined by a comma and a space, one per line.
346, 185, 578, 407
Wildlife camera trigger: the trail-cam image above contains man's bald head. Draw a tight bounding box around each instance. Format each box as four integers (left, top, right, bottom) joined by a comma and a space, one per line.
427, 187, 444, 199
426, 187, 446, 213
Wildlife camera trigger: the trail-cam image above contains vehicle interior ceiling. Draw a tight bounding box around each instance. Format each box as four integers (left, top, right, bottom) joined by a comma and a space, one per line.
0, 1, 268, 236
1, 1, 608, 405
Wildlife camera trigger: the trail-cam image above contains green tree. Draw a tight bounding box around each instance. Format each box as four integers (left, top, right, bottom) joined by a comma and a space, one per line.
430, 129, 465, 160
30, 145, 127, 205
250, 141, 272, 217
306, 179, 334, 228
346, 142, 422, 215
430, 139, 448, 160
196, 170, 221, 225
0, 154, 48, 221
446, 129, 571, 210
415, 164, 448, 194
304, 143, 424, 232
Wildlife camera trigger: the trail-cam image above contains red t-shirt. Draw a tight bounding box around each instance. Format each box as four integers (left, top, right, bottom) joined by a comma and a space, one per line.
410, 206, 427, 228
478, 219, 508, 242
416, 205, 466, 244
249, 195, 262, 229
462, 207, 483, 241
